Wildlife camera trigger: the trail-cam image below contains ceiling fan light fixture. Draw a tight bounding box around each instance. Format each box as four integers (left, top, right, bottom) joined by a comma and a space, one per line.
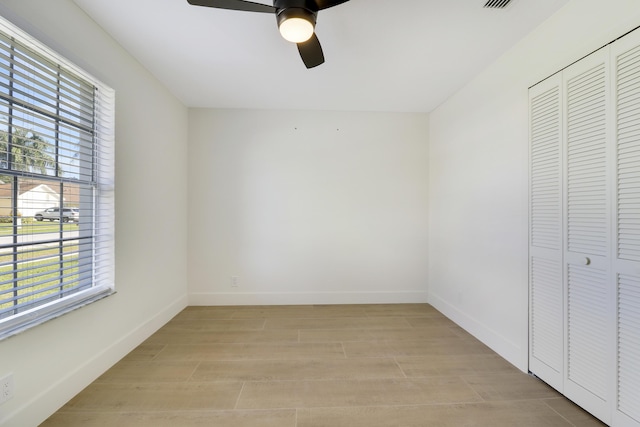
277, 8, 316, 43
279, 18, 314, 43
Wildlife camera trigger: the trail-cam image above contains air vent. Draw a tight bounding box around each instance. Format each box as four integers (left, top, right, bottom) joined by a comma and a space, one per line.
484, 0, 513, 8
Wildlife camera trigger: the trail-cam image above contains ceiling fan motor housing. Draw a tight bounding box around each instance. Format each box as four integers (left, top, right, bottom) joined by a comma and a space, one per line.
274, 0, 320, 12
276, 7, 317, 29
275, 0, 319, 30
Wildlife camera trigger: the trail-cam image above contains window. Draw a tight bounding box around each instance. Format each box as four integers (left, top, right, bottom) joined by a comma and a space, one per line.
0, 16, 114, 340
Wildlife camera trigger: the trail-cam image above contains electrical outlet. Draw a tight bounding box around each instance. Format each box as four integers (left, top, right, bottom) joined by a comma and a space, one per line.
0, 373, 14, 405
230, 276, 239, 288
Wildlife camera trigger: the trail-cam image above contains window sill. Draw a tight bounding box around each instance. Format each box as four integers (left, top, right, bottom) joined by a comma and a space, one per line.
0, 287, 115, 342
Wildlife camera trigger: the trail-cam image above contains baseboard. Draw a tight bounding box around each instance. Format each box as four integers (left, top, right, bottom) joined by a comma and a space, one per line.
189, 291, 429, 306
5, 294, 188, 427
428, 291, 527, 372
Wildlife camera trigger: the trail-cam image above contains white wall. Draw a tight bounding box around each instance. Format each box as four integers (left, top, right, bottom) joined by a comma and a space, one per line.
428, 0, 640, 371
0, 2, 189, 426
188, 109, 429, 305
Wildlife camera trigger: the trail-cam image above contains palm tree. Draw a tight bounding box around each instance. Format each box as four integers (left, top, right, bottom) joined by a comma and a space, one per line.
0, 127, 58, 175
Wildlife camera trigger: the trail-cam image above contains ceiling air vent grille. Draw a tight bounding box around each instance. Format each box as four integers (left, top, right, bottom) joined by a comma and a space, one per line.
484, 0, 513, 8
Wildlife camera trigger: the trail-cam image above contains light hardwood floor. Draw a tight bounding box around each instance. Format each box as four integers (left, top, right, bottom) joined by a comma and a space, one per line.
41, 304, 604, 426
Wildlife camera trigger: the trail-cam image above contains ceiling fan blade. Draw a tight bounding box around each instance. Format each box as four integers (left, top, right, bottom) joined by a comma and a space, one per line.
312, 0, 350, 10
297, 33, 324, 68
187, 0, 276, 13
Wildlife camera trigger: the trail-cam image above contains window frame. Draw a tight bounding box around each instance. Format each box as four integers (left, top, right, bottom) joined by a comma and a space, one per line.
0, 15, 115, 341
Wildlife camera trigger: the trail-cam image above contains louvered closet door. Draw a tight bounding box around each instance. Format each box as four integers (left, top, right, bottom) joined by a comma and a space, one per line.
563, 47, 614, 424
529, 74, 564, 391
612, 29, 640, 427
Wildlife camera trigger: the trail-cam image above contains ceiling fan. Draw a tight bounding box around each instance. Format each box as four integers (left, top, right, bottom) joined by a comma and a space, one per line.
186, 0, 350, 68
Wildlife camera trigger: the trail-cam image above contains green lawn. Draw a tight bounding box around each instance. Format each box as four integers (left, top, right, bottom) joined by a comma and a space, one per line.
0, 255, 79, 313
0, 221, 78, 235
0, 245, 79, 264
0, 218, 84, 314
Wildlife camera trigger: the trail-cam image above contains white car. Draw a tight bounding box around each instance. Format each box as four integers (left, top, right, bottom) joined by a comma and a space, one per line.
34, 207, 79, 222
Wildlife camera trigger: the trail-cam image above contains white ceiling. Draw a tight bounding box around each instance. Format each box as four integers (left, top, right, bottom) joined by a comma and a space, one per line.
72, 0, 567, 113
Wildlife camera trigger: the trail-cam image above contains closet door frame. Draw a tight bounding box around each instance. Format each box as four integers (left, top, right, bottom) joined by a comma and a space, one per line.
529, 25, 640, 427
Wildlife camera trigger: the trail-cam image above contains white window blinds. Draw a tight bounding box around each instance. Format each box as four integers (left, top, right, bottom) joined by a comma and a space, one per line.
0, 16, 114, 340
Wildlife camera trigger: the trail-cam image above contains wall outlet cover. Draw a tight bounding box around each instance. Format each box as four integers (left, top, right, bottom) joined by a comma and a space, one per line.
0, 373, 14, 405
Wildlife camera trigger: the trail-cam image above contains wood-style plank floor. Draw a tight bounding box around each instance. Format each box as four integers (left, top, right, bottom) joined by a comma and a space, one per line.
41, 304, 604, 426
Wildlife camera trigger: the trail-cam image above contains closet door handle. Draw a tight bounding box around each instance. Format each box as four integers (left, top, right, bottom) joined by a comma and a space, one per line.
584, 257, 591, 266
